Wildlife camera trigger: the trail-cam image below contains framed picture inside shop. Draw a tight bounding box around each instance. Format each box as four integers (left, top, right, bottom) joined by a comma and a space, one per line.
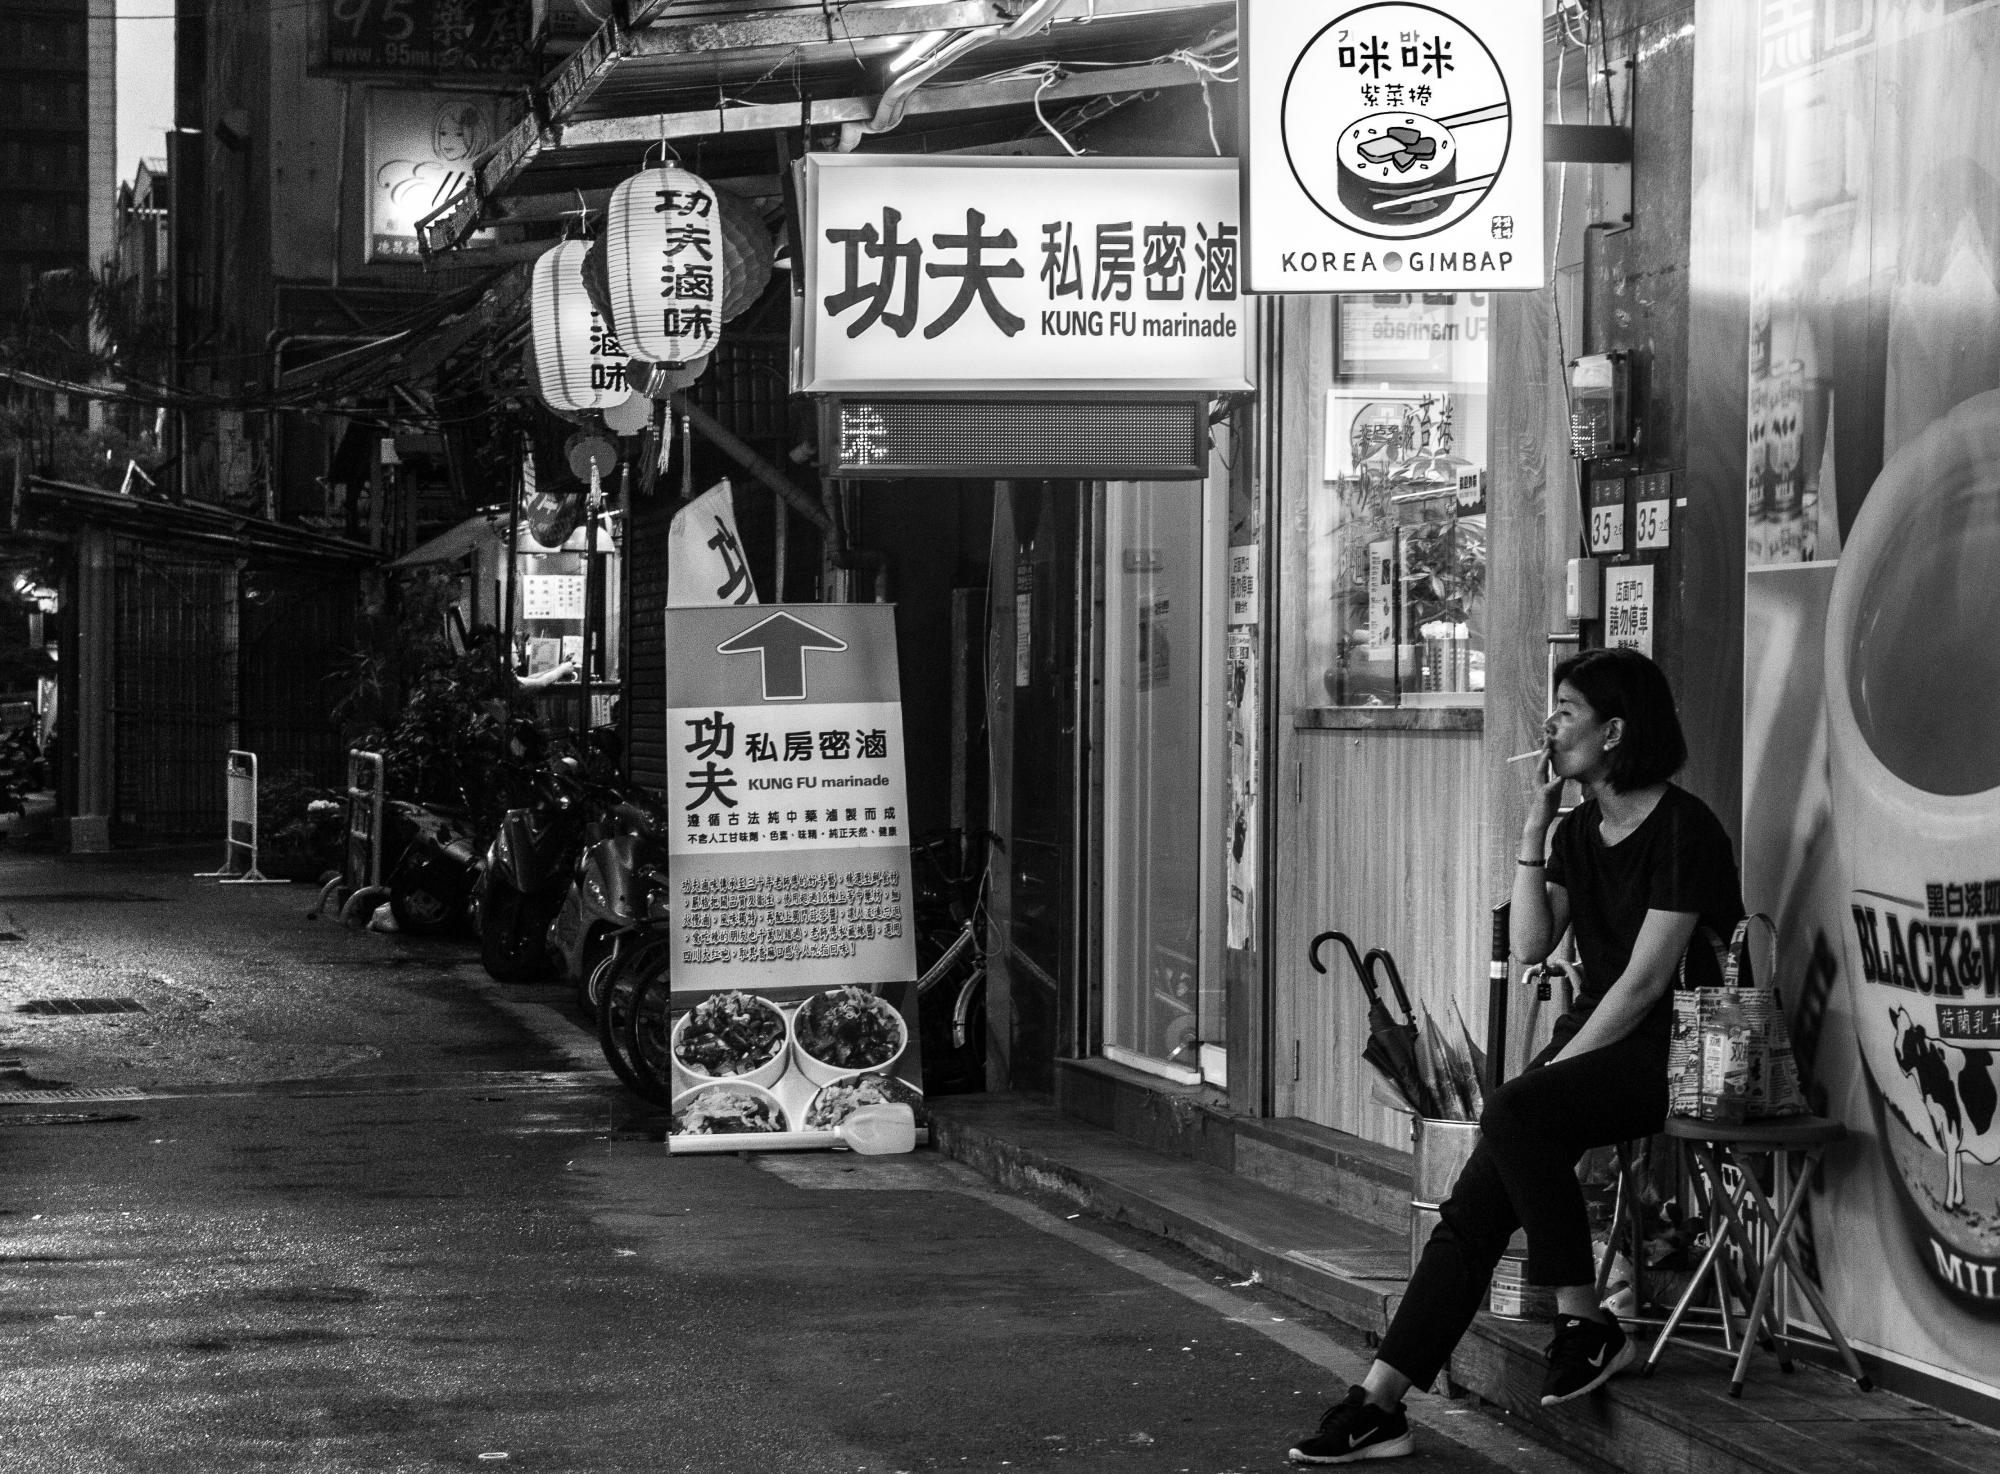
1314, 385, 1488, 708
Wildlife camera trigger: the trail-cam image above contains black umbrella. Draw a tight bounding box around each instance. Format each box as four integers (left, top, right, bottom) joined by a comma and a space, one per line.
1309, 931, 1438, 1117
1361, 945, 1444, 1118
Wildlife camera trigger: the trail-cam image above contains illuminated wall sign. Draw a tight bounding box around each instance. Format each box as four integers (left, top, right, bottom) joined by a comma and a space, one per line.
797, 155, 1252, 393
316, 0, 533, 80
364, 88, 505, 262
1242, 0, 1544, 293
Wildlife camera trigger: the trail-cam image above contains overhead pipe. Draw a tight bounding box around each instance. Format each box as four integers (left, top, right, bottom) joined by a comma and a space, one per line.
839, 0, 1068, 149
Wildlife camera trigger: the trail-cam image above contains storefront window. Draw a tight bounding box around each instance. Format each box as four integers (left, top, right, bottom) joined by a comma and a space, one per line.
1101, 477, 1227, 1085
1304, 293, 1490, 708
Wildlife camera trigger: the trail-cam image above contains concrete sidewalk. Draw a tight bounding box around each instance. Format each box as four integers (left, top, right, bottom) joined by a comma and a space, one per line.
927, 1092, 2000, 1474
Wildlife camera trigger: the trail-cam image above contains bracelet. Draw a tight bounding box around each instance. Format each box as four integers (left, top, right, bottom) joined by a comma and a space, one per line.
1517, 858, 1545, 867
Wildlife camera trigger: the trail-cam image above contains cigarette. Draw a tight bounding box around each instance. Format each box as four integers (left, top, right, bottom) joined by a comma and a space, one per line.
1506, 749, 1545, 763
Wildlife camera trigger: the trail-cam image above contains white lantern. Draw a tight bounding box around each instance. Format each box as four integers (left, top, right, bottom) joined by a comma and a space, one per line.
605, 166, 725, 365
530, 240, 628, 412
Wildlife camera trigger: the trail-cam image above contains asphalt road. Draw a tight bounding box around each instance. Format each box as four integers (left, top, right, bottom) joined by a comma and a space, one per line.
0, 848, 1592, 1474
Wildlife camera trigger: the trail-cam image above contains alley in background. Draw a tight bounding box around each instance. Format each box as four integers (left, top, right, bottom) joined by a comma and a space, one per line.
0, 848, 1582, 1474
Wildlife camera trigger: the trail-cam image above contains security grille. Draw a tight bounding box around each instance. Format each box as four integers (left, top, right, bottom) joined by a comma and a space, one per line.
821, 396, 1208, 480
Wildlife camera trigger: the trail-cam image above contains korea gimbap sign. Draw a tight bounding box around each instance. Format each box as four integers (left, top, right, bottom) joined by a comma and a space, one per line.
662, 604, 926, 1153
796, 154, 1252, 392
1242, 0, 1544, 293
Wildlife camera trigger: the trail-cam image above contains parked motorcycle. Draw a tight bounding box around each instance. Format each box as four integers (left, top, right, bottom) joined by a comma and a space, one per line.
548, 792, 674, 1010
383, 800, 487, 936
476, 759, 600, 982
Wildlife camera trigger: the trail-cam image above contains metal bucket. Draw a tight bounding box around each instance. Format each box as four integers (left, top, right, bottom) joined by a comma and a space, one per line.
1409, 1117, 1481, 1275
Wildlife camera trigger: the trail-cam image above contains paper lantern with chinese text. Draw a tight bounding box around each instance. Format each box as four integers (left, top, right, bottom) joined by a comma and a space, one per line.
605, 166, 725, 365
530, 240, 629, 412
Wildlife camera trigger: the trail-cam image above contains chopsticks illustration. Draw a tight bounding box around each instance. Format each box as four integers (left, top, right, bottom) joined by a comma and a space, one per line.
1432, 102, 1511, 130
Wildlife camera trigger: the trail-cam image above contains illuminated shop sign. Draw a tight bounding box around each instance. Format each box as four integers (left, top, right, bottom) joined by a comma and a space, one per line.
796, 155, 1253, 393
1242, 0, 1545, 292
364, 88, 506, 262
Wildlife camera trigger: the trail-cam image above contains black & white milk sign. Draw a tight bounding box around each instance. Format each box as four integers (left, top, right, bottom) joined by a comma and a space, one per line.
1243, 0, 1544, 292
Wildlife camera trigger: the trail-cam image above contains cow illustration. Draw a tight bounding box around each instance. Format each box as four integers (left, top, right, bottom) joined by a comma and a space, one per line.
1890, 1006, 2000, 1209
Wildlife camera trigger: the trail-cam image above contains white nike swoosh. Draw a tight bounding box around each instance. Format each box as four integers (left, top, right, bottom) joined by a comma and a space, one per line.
1586, 1347, 1607, 1368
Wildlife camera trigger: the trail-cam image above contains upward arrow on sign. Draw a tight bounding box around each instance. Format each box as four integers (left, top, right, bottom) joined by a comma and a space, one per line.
716, 612, 849, 701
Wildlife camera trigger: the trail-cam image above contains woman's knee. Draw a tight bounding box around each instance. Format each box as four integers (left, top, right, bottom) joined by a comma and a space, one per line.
1477, 1075, 1542, 1145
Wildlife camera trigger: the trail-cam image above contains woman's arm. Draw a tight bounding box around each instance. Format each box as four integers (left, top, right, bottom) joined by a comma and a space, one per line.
1550, 907, 1699, 1061
1510, 763, 1570, 963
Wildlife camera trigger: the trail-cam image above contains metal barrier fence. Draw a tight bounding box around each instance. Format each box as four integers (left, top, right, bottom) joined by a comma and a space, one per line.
345, 750, 386, 892
193, 750, 289, 884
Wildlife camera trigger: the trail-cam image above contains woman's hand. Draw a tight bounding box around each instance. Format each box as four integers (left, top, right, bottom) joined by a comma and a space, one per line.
1525, 750, 1564, 833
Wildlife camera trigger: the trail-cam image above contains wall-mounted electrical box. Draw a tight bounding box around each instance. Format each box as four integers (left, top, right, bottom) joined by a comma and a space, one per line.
1567, 351, 1632, 459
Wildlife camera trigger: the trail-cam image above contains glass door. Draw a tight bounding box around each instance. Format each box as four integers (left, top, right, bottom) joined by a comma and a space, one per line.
1100, 477, 1227, 1085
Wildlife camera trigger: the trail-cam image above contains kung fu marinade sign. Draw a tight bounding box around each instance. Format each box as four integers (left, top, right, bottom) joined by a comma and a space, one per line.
796, 154, 1252, 392
662, 604, 924, 1153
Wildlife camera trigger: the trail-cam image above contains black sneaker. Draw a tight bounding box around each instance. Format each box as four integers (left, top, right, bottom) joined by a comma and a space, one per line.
1540, 1313, 1636, 1405
1287, 1386, 1414, 1464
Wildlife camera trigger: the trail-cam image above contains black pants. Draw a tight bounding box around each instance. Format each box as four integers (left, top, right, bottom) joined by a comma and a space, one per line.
1375, 1022, 1670, 1390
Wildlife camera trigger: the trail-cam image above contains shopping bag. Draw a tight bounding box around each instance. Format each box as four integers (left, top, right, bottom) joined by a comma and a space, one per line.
1667, 916, 1808, 1122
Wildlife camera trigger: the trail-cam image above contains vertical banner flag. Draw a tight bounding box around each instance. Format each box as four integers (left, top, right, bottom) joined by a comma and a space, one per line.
663, 605, 923, 1152
667, 480, 758, 607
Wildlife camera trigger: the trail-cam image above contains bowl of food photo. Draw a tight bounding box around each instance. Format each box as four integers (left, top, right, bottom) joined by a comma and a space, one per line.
670, 990, 790, 1091
790, 985, 909, 1087
802, 1072, 928, 1132
670, 1079, 789, 1136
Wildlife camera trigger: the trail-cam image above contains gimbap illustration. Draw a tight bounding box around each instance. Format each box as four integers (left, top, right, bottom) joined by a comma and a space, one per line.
1278, 2, 1517, 241
1338, 113, 1459, 222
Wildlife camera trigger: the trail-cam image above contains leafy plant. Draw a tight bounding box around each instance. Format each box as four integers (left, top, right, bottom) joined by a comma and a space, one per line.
331, 568, 536, 825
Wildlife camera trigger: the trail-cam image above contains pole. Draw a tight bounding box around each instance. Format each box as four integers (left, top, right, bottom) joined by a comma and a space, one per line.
581, 460, 598, 739
503, 435, 523, 677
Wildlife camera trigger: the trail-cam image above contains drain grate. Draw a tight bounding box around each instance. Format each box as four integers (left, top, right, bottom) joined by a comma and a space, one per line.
0, 892, 165, 904
14, 998, 147, 1016
0, 1087, 146, 1103
0, 1112, 142, 1127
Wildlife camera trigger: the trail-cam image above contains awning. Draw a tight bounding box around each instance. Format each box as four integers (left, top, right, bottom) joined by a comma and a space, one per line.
390, 511, 511, 567
390, 510, 619, 566
417, 0, 1236, 256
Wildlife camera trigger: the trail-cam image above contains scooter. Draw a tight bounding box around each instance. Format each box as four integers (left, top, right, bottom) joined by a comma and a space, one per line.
548, 793, 674, 1011
383, 800, 487, 936
476, 759, 599, 983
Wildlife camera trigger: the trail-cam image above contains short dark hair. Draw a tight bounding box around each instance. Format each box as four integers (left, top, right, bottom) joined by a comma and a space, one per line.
1552, 647, 1687, 790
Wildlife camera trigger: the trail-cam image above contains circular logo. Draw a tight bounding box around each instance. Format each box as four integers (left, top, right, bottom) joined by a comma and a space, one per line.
1281, 3, 1512, 241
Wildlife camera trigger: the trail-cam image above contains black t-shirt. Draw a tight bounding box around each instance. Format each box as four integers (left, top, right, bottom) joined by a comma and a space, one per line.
1544, 783, 1745, 1040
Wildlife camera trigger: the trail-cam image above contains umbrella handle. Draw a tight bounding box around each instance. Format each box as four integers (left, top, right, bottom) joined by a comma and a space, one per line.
1363, 947, 1418, 1027
1309, 929, 1369, 990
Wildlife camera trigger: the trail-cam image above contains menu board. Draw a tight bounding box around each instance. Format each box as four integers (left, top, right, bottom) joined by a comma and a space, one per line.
661, 605, 924, 1153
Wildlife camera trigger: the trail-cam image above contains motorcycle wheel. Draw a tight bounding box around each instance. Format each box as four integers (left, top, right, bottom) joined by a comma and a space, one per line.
598, 933, 673, 1104
479, 878, 554, 983
581, 935, 621, 1016
389, 856, 462, 937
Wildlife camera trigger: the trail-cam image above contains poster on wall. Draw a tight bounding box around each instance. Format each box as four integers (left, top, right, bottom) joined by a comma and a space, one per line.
662, 605, 925, 1153
1241, 0, 1545, 292
1742, 0, 2000, 1407
365, 89, 507, 261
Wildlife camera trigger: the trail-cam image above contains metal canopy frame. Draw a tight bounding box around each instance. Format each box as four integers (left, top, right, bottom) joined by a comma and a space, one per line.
418, 0, 1236, 256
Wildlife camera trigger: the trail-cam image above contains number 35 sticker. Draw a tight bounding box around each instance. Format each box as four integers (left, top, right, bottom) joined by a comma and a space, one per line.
1632, 472, 1672, 549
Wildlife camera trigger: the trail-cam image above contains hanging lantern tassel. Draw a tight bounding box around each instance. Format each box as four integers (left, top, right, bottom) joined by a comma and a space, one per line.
605, 166, 726, 366
530, 240, 631, 413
